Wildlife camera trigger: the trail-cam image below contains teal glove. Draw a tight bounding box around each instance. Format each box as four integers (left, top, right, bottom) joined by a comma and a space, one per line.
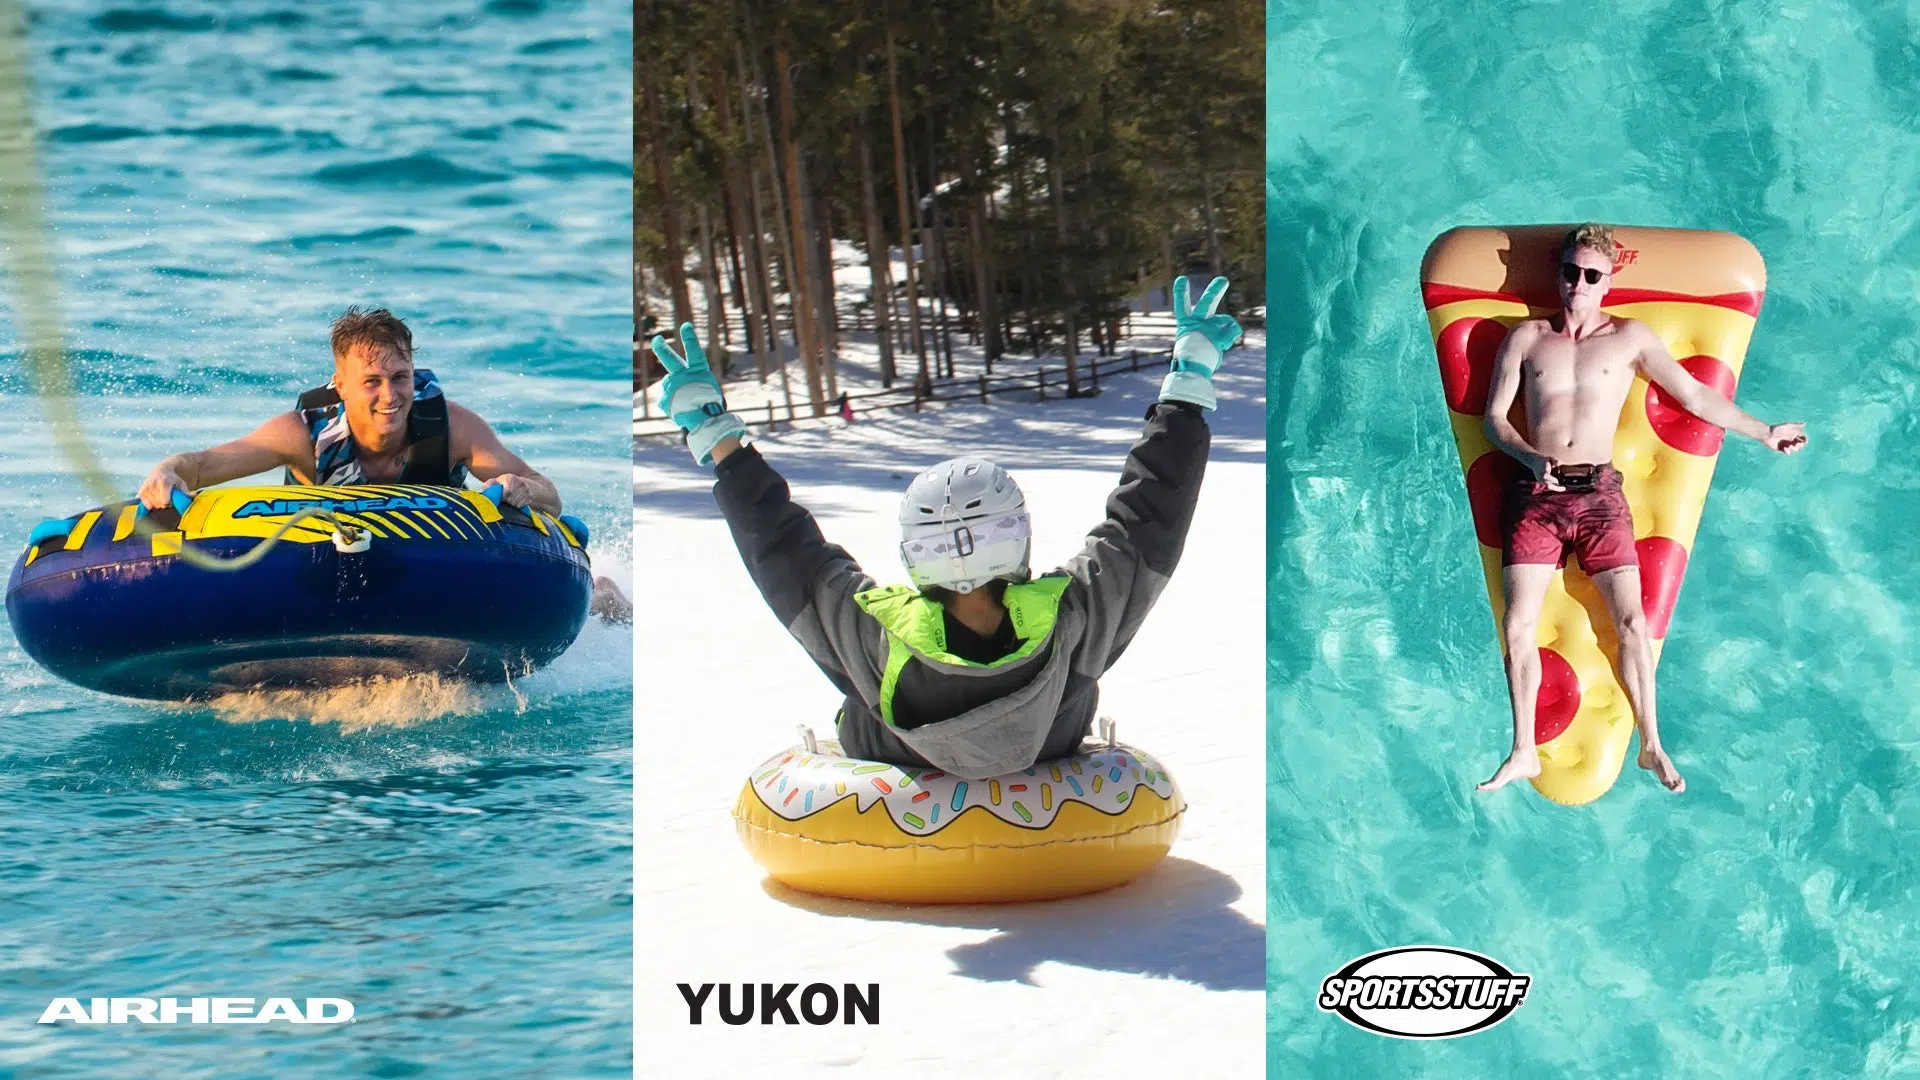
1159, 275, 1243, 411
650, 322, 747, 466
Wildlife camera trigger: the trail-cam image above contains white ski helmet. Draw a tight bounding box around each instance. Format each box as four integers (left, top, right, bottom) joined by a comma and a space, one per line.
897, 456, 1030, 594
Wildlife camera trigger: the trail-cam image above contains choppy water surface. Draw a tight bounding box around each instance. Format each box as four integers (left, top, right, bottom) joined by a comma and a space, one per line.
0, 2, 631, 1075
1268, 1, 1920, 1076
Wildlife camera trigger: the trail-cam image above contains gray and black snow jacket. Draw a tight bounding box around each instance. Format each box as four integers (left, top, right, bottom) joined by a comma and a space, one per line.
712, 401, 1209, 780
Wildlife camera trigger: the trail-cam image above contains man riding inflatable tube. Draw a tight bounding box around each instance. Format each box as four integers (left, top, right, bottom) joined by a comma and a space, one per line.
139, 307, 562, 513
134, 306, 631, 622
650, 275, 1241, 780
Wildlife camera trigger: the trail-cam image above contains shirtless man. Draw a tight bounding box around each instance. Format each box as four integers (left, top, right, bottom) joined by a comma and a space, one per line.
1476, 224, 1807, 795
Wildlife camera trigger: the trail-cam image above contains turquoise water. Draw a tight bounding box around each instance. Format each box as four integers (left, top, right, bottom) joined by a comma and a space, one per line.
1268, 1, 1919, 1076
0, 3, 631, 1076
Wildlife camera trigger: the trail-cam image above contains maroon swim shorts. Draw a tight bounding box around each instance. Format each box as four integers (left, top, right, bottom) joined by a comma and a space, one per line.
1501, 464, 1639, 574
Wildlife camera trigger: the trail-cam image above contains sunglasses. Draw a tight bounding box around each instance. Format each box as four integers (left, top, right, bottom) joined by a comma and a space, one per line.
1560, 263, 1606, 286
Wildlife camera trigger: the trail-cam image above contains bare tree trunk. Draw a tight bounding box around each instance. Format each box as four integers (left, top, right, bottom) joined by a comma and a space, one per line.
999, 98, 1024, 360
802, 156, 839, 399
953, 212, 977, 348
731, 47, 780, 386
713, 60, 771, 384
697, 205, 727, 375
772, 40, 825, 416
885, 20, 928, 393
925, 193, 950, 378
857, 105, 896, 387
960, 136, 998, 369
721, 184, 747, 309
917, 126, 953, 378
641, 53, 692, 327
1198, 124, 1223, 278
686, 60, 727, 366
1022, 208, 1040, 358
756, 143, 798, 421
738, 37, 796, 420
1048, 115, 1080, 397
1164, 217, 1179, 308
905, 148, 927, 372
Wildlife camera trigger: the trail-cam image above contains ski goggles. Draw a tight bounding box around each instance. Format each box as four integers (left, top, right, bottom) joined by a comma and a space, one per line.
900, 511, 1031, 565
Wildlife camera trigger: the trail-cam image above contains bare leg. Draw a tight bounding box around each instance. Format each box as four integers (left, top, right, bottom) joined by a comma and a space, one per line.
1591, 567, 1682, 793
1479, 563, 1556, 793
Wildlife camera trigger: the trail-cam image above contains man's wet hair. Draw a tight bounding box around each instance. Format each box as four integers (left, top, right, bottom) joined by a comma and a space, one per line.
1561, 222, 1619, 264
331, 307, 414, 365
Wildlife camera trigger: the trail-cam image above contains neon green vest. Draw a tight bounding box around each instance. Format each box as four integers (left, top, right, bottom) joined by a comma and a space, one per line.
853, 576, 1071, 727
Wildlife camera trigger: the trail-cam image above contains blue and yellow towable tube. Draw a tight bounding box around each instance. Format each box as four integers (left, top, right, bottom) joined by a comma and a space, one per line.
5, 484, 593, 700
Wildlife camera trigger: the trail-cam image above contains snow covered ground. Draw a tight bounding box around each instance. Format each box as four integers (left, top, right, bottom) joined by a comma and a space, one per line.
633, 329, 1266, 1078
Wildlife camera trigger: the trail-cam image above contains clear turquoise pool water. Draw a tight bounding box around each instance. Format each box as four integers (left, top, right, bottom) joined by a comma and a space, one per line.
1267, 1, 1920, 1076
0, 2, 631, 1076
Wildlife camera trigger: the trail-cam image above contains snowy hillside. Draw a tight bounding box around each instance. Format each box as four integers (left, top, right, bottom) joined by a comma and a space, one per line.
632, 331, 1267, 1078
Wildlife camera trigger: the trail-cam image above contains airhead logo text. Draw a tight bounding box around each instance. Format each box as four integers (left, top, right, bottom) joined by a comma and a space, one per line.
678, 983, 878, 1025
1319, 947, 1529, 1039
233, 495, 449, 519
38, 998, 354, 1025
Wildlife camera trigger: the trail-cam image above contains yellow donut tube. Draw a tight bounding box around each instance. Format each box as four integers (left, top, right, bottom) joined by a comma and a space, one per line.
1421, 225, 1765, 805
733, 740, 1185, 903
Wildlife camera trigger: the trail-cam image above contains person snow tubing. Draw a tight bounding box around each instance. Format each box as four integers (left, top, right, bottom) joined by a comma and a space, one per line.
649, 275, 1243, 779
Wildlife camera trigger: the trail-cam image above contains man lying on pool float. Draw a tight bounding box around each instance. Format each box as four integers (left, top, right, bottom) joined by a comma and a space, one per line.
1476, 224, 1807, 796
650, 275, 1241, 779
136, 306, 632, 620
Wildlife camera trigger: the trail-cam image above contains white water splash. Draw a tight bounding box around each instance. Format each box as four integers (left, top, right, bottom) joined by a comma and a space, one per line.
188, 672, 528, 732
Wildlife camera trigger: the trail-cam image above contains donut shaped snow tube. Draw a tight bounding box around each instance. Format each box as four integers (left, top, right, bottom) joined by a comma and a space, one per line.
734, 739, 1185, 903
1423, 225, 1764, 805
6, 484, 593, 700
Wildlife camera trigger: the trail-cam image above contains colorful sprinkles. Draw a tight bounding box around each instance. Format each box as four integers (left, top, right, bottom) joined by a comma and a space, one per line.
746, 740, 1177, 837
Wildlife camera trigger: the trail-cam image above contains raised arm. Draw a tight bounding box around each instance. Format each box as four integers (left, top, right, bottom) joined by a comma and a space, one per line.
649, 322, 884, 694
1633, 323, 1807, 453
711, 445, 886, 698
1057, 273, 1238, 670
138, 411, 312, 509
1482, 322, 1552, 479
449, 401, 563, 514
1057, 400, 1210, 672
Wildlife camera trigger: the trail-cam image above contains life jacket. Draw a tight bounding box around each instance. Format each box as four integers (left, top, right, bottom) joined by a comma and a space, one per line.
288, 368, 467, 487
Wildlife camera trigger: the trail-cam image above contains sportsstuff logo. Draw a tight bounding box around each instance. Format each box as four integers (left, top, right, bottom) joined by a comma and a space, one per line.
1318, 947, 1530, 1039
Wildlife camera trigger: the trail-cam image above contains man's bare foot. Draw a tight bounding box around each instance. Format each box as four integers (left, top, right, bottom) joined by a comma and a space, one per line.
1476, 748, 1541, 792
1637, 745, 1685, 793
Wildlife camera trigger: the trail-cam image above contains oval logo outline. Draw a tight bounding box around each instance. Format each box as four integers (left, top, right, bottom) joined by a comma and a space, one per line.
1317, 945, 1530, 1040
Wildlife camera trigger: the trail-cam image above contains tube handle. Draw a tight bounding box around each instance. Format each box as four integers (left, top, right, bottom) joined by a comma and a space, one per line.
134, 488, 194, 519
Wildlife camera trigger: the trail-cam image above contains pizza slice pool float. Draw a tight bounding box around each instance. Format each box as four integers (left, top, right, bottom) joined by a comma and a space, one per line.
1421, 225, 1764, 805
